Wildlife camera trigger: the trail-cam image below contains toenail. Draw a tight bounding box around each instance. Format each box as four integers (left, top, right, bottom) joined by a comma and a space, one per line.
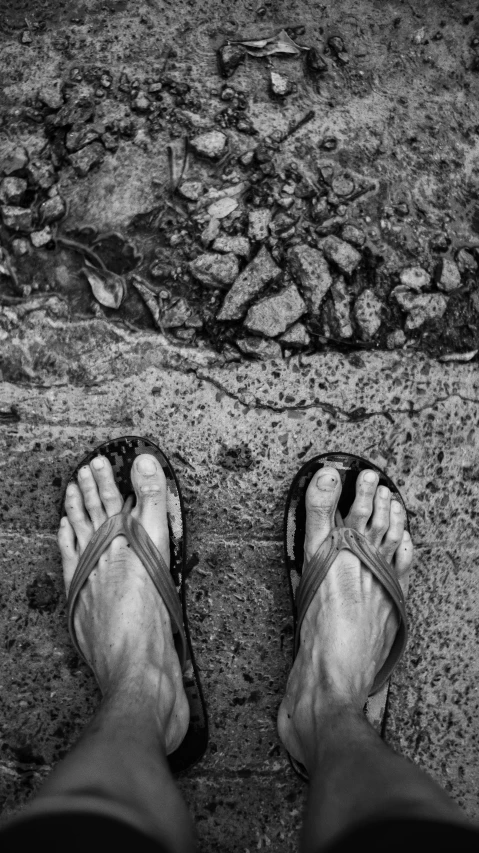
140, 484, 161, 494
92, 457, 104, 470
379, 486, 389, 498
364, 471, 376, 482
316, 469, 337, 486
79, 466, 90, 478
137, 456, 156, 475
392, 500, 402, 513
66, 483, 77, 496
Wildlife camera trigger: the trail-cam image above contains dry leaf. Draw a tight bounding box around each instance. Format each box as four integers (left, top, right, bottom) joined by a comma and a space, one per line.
234, 29, 303, 57
82, 261, 125, 309
207, 197, 238, 219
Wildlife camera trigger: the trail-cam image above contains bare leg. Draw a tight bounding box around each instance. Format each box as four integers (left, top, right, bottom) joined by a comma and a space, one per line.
26, 454, 194, 853
278, 468, 472, 852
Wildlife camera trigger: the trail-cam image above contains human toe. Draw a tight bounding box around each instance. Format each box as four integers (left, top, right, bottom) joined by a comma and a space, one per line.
380, 499, 406, 562
344, 469, 378, 532
130, 454, 169, 554
394, 530, 414, 590
58, 516, 77, 592
64, 481, 93, 549
304, 467, 341, 563
90, 455, 123, 517
367, 485, 391, 546
77, 465, 107, 529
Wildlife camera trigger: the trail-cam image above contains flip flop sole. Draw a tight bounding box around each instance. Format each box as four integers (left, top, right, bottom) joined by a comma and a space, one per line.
284, 452, 410, 781
65, 435, 208, 774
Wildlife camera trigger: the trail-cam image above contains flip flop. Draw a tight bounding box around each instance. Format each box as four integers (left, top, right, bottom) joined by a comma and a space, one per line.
63, 435, 208, 774
283, 452, 410, 781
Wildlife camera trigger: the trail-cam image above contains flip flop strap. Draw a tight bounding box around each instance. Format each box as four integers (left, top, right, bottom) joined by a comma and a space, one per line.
295, 527, 408, 694
67, 511, 187, 669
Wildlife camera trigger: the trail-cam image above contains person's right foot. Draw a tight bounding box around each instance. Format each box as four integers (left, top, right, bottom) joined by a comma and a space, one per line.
277, 467, 413, 770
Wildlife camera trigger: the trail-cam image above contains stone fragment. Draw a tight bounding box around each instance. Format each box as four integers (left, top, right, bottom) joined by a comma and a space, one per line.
27, 160, 56, 190
178, 181, 203, 201
11, 238, 30, 257
30, 227, 53, 248
270, 71, 295, 97
332, 175, 355, 197
0, 177, 27, 204
248, 208, 272, 241
218, 43, 246, 78
331, 276, 353, 338
40, 195, 66, 224
217, 246, 281, 321
456, 249, 477, 274
162, 297, 192, 328
387, 329, 407, 349
244, 283, 306, 337
288, 243, 332, 315
472, 290, 479, 314
278, 322, 310, 347
133, 92, 150, 112
212, 235, 250, 257
207, 197, 238, 219
70, 142, 105, 177
307, 47, 328, 72
1, 205, 33, 231
435, 258, 461, 292
190, 131, 228, 160
341, 224, 365, 247
189, 253, 239, 288
354, 289, 383, 339
0, 145, 28, 176
321, 235, 361, 276
399, 266, 430, 291
38, 82, 64, 110
66, 126, 100, 152
201, 218, 221, 246
239, 150, 255, 167
21, 30, 32, 45
392, 287, 448, 329
236, 336, 282, 360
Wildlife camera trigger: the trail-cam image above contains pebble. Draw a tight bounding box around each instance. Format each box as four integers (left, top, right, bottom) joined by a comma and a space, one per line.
236, 336, 282, 360
217, 245, 281, 321
201, 217, 221, 246
278, 322, 311, 347
1, 205, 33, 231
270, 71, 295, 97
161, 297, 192, 328
248, 208, 272, 241
244, 283, 306, 337
70, 142, 105, 177
207, 197, 238, 219
38, 82, 64, 110
66, 127, 100, 152
331, 276, 353, 338
30, 227, 53, 248
0, 145, 29, 176
133, 92, 150, 112
178, 181, 203, 202
190, 131, 228, 160
341, 224, 365, 247
26, 160, 56, 190
386, 329, 407, 349
189, 253, 239, 288
218, 43, 246, 78
212, 235, 251, 258
21, 30, 32, 45
353, 289, 383, 339
239, 150, 255, 167
40, 195, 66, 224
288, 243, 333, 315
320, 235, 362, 276
11, 238, 30, 257
0, 177, 27, 204
435, 258, 461, 292
399, 266, 430, 291
307, 47, 328, 72
392, 287, 448, 330
332, 174, 355, 197
456, 249, 477, 274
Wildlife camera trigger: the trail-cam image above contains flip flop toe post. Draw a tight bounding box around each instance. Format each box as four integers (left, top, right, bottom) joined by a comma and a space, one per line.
64, 436, 208, 774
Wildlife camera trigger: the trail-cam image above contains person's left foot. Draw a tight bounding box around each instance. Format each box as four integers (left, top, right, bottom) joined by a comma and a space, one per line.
58, 453, 189, 753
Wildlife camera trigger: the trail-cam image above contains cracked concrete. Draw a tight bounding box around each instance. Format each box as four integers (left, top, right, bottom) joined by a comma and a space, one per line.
0, 313, 478, 850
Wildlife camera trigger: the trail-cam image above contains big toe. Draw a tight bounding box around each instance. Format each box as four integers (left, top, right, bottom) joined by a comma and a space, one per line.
131, 454, 169, 557
304, 467, 341, 563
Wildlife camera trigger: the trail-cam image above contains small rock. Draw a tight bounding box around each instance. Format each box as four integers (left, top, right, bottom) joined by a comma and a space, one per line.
213, 235, 251, 257
341, 224, 365, 247
1, 205, 33, 232
270, 71, 295, 97
217, 245, 281, 321
30, 227, 53, 248
288, 243, 333, 315
239, 150, 255, 167
0, 145, 29, 176
66, 126, 100, 152
40, 195, 66, 224
11, 238, 30, 257
26, 160, 56, 190
218, 43, 246, 78
207, 197, 238, 219
392, 287, 448, 329
399, 266, 430, 291
328, 35, 349, 64
189, 253, 239, 288
38, 82, 64, 110
278, 322, 311, 347
456, 249, 477, 274
162, 297, 192, 328
387, 329, 407, 350
472, 290, 479, 314
331, 276, 353, 338
100, 72, 113, 89
321, 235, 361, 276
201, 218, 221, 246
307, 47, 328, 72
133, 92, 150, 112
70, 142, 105, 177
244, 283, 306, 337
0, 177, 27, 204
148, 82, 163, 95
178, 181, 203, 202
332, 174, 355, 197
435, 258, 461, 292
101, 132, 119, 151
354, 289, 383, 339
248, 208, 272, 241
236, 336, 282, 360
190, 131, 228, 160
21, 30, 32, 45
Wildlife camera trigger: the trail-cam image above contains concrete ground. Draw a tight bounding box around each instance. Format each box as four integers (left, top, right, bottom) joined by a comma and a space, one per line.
0, 313, 478, 850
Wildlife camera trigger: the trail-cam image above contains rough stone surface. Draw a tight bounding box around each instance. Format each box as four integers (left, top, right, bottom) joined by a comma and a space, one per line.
244, 284, 306, 338
70, 143, 105, 177
341, 224, 365, 247
66, 127, 100, 153
217, 246, 281, 321
189, 253, 239, 288
248, 208, 272, 242
0, 145, 28, 176
212, 235, 251, 258
354, 288, 383, 339
387, 329, 407, 349
331, 276, 353, 339
0, 177, 27, 205
393, 287, 449, 330
399, 266, 430, 291
1, 205, 33, 232
40, 195, 66, 224
30, 227, 53, 248
435, 258, 462, 293
287, 244, 333, 315
320, 235, 362, 276
190, 131, 227, 160
236, 335, 282, 359
26, 160, 56, 190
456, 249, 477, 274
161, 297, 192, 328
38, 82, 64, 110
207, 197, 238, 220
278, 322, 311, 347
178, 181, 203, 202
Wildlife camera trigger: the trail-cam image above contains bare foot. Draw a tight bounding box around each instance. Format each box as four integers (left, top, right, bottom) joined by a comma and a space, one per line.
277, 467, 413, 769
58, 453, 189, 754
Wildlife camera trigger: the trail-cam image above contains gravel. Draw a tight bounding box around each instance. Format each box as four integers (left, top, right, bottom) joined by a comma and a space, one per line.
212, 235, 251, 257
0, 177, 27, 204
236, 336, 282, 360
0, 145, 28, 175
30, 227, 53, 248
1, 205, 33, 231
320, 235, 362, 276
40, 195, 66, 224
435, 258, 461, 292
244, 283, 306, 337
279, 322, 311, 347
190, 131, 228, 160
70, 142, 105, 177
393, 287, 449, 329
217, 245, 281, 321
248, 208, 272, 242
353, 288, 383, 339
399, 266, 430, 291
288, 243, 333, 315
189, 253, 239, 288
331, 276, 353, 338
